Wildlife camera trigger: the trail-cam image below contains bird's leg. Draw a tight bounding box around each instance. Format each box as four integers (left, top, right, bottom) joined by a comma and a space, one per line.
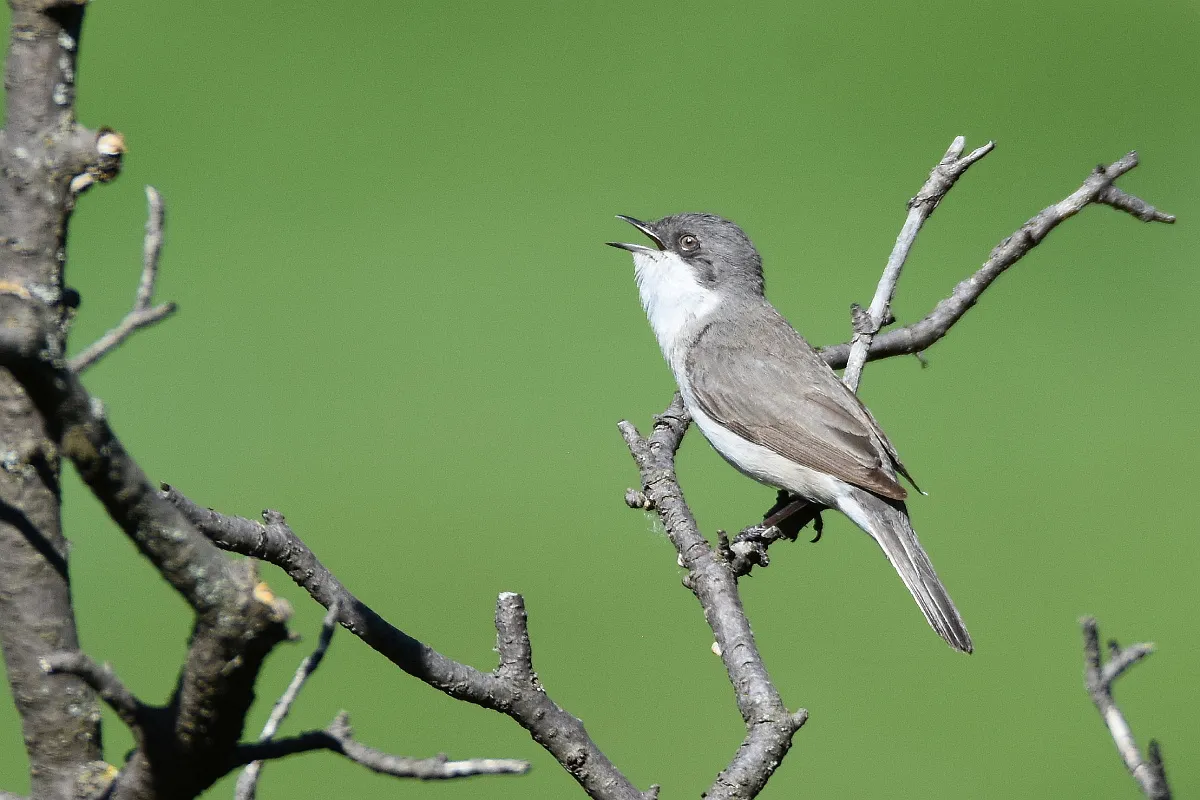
760, 491, 823, 541
724, 492, 827, 577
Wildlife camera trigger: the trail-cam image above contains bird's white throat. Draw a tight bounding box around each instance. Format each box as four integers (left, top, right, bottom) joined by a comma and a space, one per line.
633, 249, 721, 370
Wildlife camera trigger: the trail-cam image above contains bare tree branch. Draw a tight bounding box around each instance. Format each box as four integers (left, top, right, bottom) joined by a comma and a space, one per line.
841, 136, 994, 391
70, 186, 177, 373
727, 151, 1176, 578
40, 651, 145, 734
620, 398, 807, 800
231, 712, 530, 779
615, 148, 1175, 796
0, 303, 296, 800
1082, 618, 1170, 800
235, 602, 340, 800
0, 1, 123, 794
161, 489, 655, 800
819, 152, 1175, 370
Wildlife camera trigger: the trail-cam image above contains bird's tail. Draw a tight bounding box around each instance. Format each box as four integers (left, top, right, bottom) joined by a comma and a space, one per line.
839, 488, 973, 653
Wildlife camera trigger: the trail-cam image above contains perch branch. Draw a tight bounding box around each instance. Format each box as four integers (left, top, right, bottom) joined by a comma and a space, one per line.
235, 602, 340, 800
161, 488, 654, 800
620, 397, 807, 800
70, 186, 177, 373
231, 712, 529, 779
841, 136, 994, 391
1081, 617, 1170, 799
819, 151, 1175, 370
616, 150, 1174, 796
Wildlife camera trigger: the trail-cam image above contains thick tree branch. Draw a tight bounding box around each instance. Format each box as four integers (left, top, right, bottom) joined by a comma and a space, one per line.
1082, 618, 1170, 800
819, 152, 1174, 370
231, 712, 529, 779
841, 136, 994, 391
235, 602, 340, 800
161, 488, 654, 800
0, 306, 294, 800
620, 397, 806, 800
70, 186, 177, 373
0, 1, 122, 795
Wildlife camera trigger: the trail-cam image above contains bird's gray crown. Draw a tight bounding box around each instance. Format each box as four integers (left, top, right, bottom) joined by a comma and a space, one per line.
639, 213, 765, 296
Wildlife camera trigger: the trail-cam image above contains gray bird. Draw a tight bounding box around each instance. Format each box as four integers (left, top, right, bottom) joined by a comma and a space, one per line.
608, 213, 972, 653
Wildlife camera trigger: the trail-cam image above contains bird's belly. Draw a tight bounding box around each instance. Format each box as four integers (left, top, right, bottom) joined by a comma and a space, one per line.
687, 401, 847, 507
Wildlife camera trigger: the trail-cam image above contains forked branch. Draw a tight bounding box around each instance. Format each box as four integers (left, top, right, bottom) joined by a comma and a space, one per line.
162, 489, 654, 800
236, 602, 341, 800
70, 186, 177, 373
819, 151, 1174, 370
841, 136, 994, 391
1082, 618, 1170, 799
731, 148, 1175, 576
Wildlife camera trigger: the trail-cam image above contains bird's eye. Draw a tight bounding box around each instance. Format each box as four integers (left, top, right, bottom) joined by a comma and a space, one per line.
678, 234, 699, 253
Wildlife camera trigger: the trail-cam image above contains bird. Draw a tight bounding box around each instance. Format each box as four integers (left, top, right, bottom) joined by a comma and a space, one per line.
608, 212, 972, 653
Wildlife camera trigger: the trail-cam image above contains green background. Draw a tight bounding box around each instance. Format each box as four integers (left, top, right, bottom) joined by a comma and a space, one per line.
2, 1, 1197, 798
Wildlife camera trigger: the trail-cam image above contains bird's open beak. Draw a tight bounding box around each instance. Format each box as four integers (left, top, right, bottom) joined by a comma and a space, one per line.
606, 215, 664, 253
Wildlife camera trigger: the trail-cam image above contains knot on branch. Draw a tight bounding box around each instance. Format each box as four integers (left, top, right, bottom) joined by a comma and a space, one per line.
74, 760, 119, 800
718, 527, 779, 575
624, 488, 653, 510
850, 303, 895, 338
68, 128, 125, 195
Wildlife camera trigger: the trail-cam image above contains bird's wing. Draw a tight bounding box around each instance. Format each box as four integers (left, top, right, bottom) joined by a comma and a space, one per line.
686, 309, 909, 501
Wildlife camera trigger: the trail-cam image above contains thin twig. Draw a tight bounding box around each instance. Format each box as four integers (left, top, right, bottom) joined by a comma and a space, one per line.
620, 397, 807, 800
39, 651, 144, 733
1095, 185, 1175, 223
1081, 618, 1169, 799
235, 601, 340, 800
841, 136, 994, 392
70, 185, 177, 373
231, 712, 529, 779
819, 152, 1175, 370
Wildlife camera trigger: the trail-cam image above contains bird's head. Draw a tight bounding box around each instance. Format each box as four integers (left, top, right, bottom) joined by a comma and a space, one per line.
608, 212, 765, 299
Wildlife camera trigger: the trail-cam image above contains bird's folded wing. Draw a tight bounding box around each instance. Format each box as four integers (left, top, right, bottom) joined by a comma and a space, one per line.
687, 315, 908, 501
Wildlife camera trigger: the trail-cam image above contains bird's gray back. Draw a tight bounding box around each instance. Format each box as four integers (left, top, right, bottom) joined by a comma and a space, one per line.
684, 299, 911, 500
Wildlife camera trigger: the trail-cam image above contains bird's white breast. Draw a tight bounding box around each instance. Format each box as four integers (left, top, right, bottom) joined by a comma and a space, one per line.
632, 250, 721, 374
631, 249, 852, 508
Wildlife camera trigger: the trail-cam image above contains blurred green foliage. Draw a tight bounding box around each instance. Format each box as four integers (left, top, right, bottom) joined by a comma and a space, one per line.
1, 1, 1197, 798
